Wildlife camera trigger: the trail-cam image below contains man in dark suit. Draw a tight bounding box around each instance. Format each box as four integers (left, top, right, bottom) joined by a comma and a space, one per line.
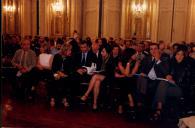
90, 39, 102, 71
74, 40, 97, 70
136, 43, 170, 119
72, 40, 97, 96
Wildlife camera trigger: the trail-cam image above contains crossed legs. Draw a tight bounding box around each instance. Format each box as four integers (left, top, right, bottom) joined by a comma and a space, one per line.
81, 74, 105, 109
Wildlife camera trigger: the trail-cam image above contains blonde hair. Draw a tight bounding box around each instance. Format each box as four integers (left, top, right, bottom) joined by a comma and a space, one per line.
60, 44, 72, 52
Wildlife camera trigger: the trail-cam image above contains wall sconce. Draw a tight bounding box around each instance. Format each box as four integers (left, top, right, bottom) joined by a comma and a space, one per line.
3, 3, 16, 18
52, 0, 64, 17
132, 0, 147, 17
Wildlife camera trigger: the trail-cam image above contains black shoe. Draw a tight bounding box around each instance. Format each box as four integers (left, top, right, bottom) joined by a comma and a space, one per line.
150, 110, 161, 121
92, 108, 99, 112
92, 104, 99, 112
126, 107, 136, 120
128, 110, 136, 120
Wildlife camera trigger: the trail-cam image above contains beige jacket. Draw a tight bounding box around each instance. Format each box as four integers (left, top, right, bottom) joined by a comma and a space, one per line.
12, 49, 37, 71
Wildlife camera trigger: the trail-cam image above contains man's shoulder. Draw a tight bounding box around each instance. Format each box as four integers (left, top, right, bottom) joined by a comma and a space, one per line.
88, 51, 97, 58
28, 49, 36, 55
15, 49, 22, 53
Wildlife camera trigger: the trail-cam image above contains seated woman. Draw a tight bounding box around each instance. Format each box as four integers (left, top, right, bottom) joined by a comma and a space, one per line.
31, 44, 53, 80
48, 44, 74, 108
153, 47, 191, 120
80, 45, 115, 110
29, 44, 54, 99
115, 48, 140, 115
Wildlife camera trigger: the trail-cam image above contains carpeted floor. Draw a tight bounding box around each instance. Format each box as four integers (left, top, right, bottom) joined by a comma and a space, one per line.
1, 78, 178, 128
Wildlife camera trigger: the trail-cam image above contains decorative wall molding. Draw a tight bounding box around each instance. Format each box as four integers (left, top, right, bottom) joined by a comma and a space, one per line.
2, 0, 195, 43
102, 0, 121, 38
187, 0, 195, 42
2, 0, 21, 35
70, 0, 82, 37
82, 0, 99, 39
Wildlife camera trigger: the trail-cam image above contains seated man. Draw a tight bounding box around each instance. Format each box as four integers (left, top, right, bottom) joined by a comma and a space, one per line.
136, 43, 170, 120
72, 40, 97, 96
11, 39, 36, 99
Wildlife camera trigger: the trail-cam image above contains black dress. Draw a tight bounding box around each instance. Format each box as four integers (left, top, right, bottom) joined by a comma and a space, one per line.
115, 60, 137, 105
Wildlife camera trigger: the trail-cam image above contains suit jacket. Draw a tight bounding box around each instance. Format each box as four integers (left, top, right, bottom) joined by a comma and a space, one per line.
140, 55, 170, 78
90, 49, 102, 71
73, 51, 97, 70
12, 49, 36, 71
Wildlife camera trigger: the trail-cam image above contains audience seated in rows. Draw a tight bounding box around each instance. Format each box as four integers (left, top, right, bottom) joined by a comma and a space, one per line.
5, 34, 195, 120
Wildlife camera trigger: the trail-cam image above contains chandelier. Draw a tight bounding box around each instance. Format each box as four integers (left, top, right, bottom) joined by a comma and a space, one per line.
52, 0, 64, 17
4, 5, 15, 12
4, 2, 16, 18
132, 0, 147, 17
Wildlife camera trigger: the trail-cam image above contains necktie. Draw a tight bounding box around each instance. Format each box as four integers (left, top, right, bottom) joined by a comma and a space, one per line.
81, 53, 86, 66
21, 51, 26, 67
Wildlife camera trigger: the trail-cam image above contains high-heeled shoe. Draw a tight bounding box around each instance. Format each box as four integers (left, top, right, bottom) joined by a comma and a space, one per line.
92, 104, 98, 112
150, 109, 161, 121
128, 107, 136, 120
80, 95, 88, 101
62, 98, 70, 108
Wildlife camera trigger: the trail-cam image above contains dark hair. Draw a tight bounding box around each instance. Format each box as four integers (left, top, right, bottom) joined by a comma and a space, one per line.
57, 38, 64, 45
49, 38, 55, 46
159, 40, 164, 44
173, 45, 188, 58
112, 44, 120, 49
85, 37, 92, 47
95, 38, 99, 43
108, 40, 116, 47
80, 40, 90, 47
102, 44, 112, 54
44, 37, 49, 43
139, 41, 145, 46
150, 43, 159, 49
190, 44, 195, 52
177, 44, 188, 53
101, 38, 107, 46
121, 48, 136, 64
109, 37, 114, 41
173, 48, 186, 64
69, 39, 80, 54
